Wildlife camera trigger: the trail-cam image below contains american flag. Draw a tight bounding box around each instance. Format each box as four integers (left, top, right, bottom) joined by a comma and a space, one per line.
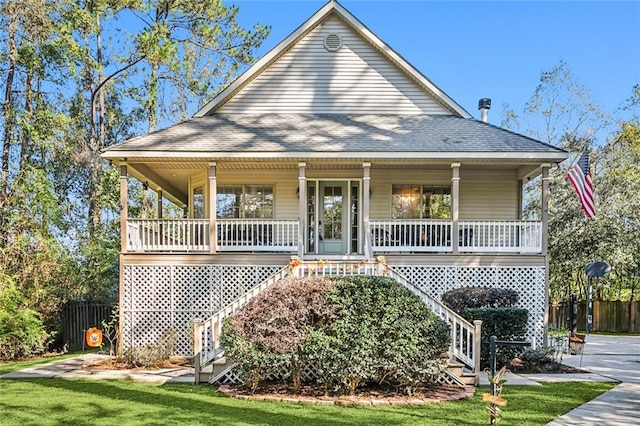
567, 150, 595, 218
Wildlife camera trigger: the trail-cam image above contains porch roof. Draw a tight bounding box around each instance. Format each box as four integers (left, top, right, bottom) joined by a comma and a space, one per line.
102, 114, 567, 161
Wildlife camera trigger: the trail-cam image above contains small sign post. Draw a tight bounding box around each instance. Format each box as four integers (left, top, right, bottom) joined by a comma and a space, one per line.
584, 261, 611, 334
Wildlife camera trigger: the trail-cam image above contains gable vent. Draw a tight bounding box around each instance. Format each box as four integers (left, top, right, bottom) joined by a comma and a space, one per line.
323, 33, 342, 52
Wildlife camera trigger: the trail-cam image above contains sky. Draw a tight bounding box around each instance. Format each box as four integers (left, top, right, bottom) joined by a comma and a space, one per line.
231, 0, 640, 136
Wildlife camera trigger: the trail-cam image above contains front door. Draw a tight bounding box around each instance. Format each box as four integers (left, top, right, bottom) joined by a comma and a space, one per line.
319, 182, 348, 254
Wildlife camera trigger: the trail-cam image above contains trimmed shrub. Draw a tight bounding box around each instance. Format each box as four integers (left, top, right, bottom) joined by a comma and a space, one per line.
221, 275, 450, 395
0, 276, 49, 359
441, 286, 528, 368
465, 307, 529, 368
312, 276, 450, 394
441, 286, 519, 312
221, 276, 335, 390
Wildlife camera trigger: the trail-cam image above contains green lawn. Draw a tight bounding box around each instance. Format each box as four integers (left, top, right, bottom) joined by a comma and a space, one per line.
0, 379, 614, 426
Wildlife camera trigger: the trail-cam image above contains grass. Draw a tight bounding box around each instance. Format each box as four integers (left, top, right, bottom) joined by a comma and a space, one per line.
0, 379, 614, 426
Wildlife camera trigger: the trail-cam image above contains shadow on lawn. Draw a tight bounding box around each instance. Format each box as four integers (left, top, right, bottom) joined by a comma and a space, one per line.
25, 379, 481, 426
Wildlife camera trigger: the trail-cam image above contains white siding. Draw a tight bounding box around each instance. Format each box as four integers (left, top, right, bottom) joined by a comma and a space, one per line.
369, 169, 519, 220
459, 170, 519, 220
218, 17, 449, 115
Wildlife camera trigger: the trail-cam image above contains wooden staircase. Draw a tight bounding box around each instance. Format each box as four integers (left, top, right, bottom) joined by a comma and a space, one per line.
193, 259, 482, 386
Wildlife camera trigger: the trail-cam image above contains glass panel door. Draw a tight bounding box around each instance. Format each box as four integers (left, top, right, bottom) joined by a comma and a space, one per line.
319, 182, 348, 254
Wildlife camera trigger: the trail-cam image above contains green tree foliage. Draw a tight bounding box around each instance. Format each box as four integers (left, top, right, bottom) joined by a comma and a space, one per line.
222, 276, 451, 395
0, 1, 269, 353
504, 62, 640, 302
0, 273, 49, 359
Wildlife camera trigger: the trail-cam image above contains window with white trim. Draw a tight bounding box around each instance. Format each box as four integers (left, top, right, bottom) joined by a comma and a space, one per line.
217, 185, 273, 219
391, 185, 451, 219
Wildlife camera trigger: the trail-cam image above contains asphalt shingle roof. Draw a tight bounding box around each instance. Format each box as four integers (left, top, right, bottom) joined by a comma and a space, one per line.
104, 114, 564, 155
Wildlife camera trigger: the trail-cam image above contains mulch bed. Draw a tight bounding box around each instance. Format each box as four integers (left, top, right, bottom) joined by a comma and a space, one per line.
218, 383, 475, 406
508, 361, 587, 374
85, 356, 193, 371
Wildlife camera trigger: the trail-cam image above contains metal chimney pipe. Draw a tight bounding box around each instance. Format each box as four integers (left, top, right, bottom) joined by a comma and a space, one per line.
478, 98, 491, 123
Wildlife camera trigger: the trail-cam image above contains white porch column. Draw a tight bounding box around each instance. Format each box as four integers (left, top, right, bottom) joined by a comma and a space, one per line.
157, 188, 163, 219
363, 162, 371, 258
451, 162, 460, 254
298, 162, 307, 258
119, 164, 128, 253
208, 162, 217, 254
541, 164, 551, 255
541, 163, 551, 346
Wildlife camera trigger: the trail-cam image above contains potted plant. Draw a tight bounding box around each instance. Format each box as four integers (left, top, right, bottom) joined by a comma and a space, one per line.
568, 333, 586, 355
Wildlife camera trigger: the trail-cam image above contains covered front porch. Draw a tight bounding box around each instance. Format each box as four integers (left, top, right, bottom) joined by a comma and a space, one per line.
117, 159, 550, 257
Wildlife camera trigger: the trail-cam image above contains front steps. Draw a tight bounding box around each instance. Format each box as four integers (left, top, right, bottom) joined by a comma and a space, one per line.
198, 357, 477, 387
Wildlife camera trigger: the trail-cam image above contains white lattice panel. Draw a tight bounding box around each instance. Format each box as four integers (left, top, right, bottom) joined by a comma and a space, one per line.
396, 265, 547, 347
121, 264, 282, 356
131, 311, 173, 347
174, 266, 213, 311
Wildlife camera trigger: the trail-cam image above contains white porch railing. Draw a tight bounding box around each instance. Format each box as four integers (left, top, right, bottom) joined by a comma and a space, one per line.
217, 219, 298, 252
193, 260, 481, 383
370, 219, 542, 254
458, 220, 542, 253
370, 220, 453, 252
127, 219, 209, 252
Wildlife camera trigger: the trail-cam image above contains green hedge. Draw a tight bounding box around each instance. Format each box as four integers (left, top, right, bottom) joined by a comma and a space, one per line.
441, 286, 519, 312
463, 307, 529, 368
221, 275, 450, 395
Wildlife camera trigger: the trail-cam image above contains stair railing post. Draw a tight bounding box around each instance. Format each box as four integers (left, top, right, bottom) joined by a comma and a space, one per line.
193, 319, 202, 384
473, 320, 482, 386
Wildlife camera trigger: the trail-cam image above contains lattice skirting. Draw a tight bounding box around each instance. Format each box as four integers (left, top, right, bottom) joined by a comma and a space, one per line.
121, 264, 281, 355
394, 265, 547, 346
121, 264, 546, 356
211, 362, 464, 387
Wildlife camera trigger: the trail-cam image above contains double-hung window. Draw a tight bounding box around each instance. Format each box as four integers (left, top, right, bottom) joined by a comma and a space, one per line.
216, 185, 273, 219
391, 185, 451, 219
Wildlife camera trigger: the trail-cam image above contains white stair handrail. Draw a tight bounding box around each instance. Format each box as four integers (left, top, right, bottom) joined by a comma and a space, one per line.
383, 266, 480, 372
193, 265, 291, 380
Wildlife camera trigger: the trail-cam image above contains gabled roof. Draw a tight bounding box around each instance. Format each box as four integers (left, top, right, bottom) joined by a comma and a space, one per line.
103, 114, 567, 161
193, 0, 471, 118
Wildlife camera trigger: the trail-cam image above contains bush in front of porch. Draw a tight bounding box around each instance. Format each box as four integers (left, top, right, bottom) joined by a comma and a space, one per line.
221, 275, 450, 395
442, 287, 529, 368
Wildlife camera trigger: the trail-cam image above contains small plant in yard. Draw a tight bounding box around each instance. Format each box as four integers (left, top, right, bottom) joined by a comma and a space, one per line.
120, 328, 178, 368
483, 366, 508, 425
101, 304, 119, 358
510, 347, 556, 372
548, 327, 568, 362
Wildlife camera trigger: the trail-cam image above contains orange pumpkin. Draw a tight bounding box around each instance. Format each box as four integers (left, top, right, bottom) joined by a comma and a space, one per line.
85, 327, 103, 348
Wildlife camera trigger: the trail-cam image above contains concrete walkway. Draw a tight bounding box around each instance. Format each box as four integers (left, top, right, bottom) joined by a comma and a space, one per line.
547, 334, 640, 425
0, 353, 194, 384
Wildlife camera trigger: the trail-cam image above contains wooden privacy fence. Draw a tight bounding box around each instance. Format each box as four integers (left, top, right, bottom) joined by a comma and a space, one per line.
61, 301, 115, 350
549, 300, 640, 333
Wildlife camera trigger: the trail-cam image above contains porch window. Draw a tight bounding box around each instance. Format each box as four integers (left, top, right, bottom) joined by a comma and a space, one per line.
391, 185, 451, 219
193, 186, 204, 218
217, 185, 273, 219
